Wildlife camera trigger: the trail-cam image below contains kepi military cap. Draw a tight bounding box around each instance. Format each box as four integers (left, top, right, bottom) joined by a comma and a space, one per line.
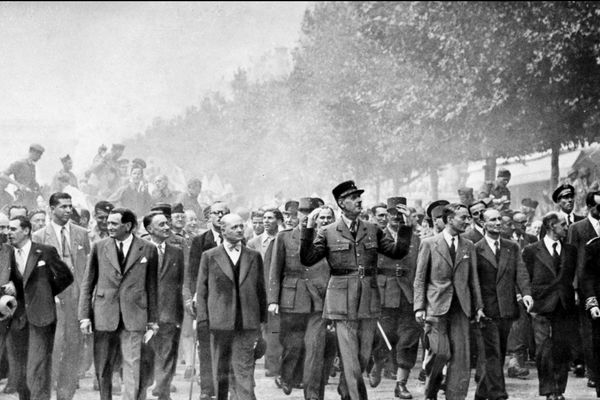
552, 184, 575, 203
284, 200, 299, 214
457, 187, 473, 196
426, 200, 449, 220
332, 180, 364, 202
60, 154, 72, 163
131, 158, 147, 169
298, 197, 322, 213
151, 203, 172, 219
386, 197, 407, 215
94, 201, 114, 214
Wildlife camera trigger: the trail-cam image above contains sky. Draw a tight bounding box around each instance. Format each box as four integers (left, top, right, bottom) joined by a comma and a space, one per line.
0, 2, 308, 181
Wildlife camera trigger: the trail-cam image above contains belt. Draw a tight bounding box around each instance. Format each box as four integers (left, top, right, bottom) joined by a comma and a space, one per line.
377, 268, 409, 278
330, 267, 375, 277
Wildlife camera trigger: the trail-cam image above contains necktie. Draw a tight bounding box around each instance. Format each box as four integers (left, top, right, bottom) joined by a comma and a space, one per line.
157, 244, 164, 269
61, 226, 71, 260
552, 242, 560, 274
350, 221, 357, 238
494, 240, 500, 263
17, 249, 24, 275
218, 233, 223, 245
449, 237, 456, 264
117, 241, 125, 267
567, 214, 571, 226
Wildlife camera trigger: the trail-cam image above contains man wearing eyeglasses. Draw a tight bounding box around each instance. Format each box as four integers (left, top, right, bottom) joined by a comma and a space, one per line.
184, 201, 230, 400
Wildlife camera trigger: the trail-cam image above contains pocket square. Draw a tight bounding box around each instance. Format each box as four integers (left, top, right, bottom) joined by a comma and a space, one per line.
140, 257, 148, 264
78, 245, 84, 250
37, 260, 46, 267
462, 255, 469, 259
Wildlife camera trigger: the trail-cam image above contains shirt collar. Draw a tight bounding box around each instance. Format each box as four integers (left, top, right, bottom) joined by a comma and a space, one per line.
116, 233, 133, 247
51, 220, 69, 236
473, 224, 484, 235
543, 235, 561, 254
224, 240, 242, 252
341, 214, 357, 230
442, 228, 458, 246
261, 231, 276, 244
211, 227, 222, 242
16, 239, 32, 255
484, 234, 500, 252
588, 214, 599, 227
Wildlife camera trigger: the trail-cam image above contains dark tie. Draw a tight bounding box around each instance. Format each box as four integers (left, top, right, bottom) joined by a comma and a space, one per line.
350, 221, 357, 238
218, 233, 223, 244
157, 244, 164, 269
117, 241, 125, 268
552, 242, 560, 274
449, 237, 456, 264
61, 227, 71, 259
567, 214, 571, 226
494, 240, 500, 264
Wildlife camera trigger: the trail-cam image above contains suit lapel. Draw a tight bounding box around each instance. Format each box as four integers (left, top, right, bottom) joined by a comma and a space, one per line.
123, 237, 143, 274
45, 225, 61, 252
215, 246, 235, 282
23, 243, 42, 287
103, 239, 122, 273
535, 241, 556, 276
454, 236, 469, 270
336, 218, 354, 242
584, 219, 598, 239
434, 234, 453, 268
238, 247, 252, 285
159, 245, 169, 280
496, 240, 511, 282
478, 240, 497, 269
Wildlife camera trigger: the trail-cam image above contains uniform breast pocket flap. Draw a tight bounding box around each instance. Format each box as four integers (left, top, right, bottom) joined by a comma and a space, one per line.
364, 242, 378, 250
330, 243, 350, 252
280, 277, 299, 309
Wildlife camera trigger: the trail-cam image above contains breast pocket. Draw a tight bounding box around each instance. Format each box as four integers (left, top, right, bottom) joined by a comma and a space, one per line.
280, 276, 299, 309
325, 278, 348, 315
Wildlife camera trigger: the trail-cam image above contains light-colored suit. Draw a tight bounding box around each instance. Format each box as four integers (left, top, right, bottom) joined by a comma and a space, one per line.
414, 232, 483, 400
33, 222, 90, 400
78, 235, 158, 400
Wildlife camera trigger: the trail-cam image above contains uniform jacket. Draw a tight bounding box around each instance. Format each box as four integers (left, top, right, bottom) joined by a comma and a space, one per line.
475, 237, 531, 319
522, 240, 576, 315
268, 227, 329, 314
32, 222, 90, 300
567, 217, 597, 290
11, 242, 73, 329
413, 233, 483, 318
248, 233, 276, 289
376, 228, 420, 308
184, 229, 217, 302
156, 242, 184, 324
78, 235, 159, 331
300, 218, 411, 320
196, 245, 266, 331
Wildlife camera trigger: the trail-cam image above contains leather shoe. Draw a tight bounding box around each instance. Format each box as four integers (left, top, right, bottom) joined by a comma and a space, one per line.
184, 366, 196, 379
589, 379, 597, 388
368, 365, 382, 388
394, 382, 413, 399
573, 364, 585, 378
507, 365, 529, 378
418, 368, 426, 382
275, 377, 292, 395
556, 394, 565, 400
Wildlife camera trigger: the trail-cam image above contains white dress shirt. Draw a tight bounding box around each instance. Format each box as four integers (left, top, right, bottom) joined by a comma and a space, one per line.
224, 241, 242, 265
211, 227, 222, 246
589, 215, 600, 237
15, 239, 32, 275
442, 229, 458, 250
543, 235, 561, 256
115, 233, 134, 259
484, 234, 501, 255
51, 220, 70, 252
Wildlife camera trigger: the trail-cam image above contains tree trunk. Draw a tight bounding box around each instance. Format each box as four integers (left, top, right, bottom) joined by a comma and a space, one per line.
375, 178, 381, 202
430, 167, 439, 200
550, 142, 560, 189
484, 157, 497, 182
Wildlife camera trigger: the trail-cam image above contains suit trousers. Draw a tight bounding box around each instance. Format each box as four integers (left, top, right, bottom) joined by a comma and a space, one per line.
591, 318, 600, 396
475, 318, 513, 400
9, 321, 56, 400
196, 326, 215, 396
532, 310, 576, 396
506, 302, 535, 359
139, 323, 181, 400
423, 298, 471, 400
210, 329, 258, 400
577, 294, 597, 379
279, 312, 327, 399
335, 318, 376, 400
372, 304, 422, 371
94, 326, 143, 400
53, 288, 84, 400
262, 313, 282, 375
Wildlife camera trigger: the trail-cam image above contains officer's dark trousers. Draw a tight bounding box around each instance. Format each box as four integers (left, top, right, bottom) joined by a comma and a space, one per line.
279, 312, 327, 399
262, 312, 282, 376
197, 327, 214, 396
423, 298, 470, 400
532, 308, 576, 396
335, 318, 376, 400
475, 318, 512, 400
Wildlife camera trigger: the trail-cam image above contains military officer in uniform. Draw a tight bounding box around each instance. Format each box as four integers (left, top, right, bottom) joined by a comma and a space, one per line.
268, 197, 330, 399
300, 180, 412, 400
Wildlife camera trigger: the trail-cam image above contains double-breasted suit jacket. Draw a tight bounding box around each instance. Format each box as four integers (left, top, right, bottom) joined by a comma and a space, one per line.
184, 229, 217, 304
300, 218, 412, 320
158, 242, 184, 325
475, 238, 531, 319
568, 217, 597, 291
268, 227, 329, 313
413, 233, 483, 317
196, 245, 266, 331
78, 235, 159, 331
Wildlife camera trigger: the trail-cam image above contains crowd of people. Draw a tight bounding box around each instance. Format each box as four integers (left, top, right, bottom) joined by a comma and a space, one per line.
0, 144, 598, 400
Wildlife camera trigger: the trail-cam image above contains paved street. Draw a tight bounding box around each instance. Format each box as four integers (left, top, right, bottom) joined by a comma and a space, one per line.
1, 357, 598, 400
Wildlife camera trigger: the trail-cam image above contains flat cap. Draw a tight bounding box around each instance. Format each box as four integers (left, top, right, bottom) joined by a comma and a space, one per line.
332, 180, 364, 202
94, 201, 114, 214
29, 144, 45, 153
131, 158, 147, 169
552, 184, 575, 203
497, 168, 511, 179
171, 203, 185, 214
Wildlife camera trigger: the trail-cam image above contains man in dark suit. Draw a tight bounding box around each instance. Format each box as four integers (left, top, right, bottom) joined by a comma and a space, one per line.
474, 209, 533, 400
184, 200, 229, 399
248, 207, 282, 379
462, 200, 486, 244
369, 198, 422, 399
523, 213, 577, 400
300, 180, 412, 400
8, 215, 73, 400
78, 208, 159, 400
139, 213, 184, 400
31, 192, 91, 400
582, 221, 600, 398
524, 212, 577, 400
414, 203, 485, 400
196, 213, 266, 400
568, 190, 600, 386
268, 198, 329, 399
